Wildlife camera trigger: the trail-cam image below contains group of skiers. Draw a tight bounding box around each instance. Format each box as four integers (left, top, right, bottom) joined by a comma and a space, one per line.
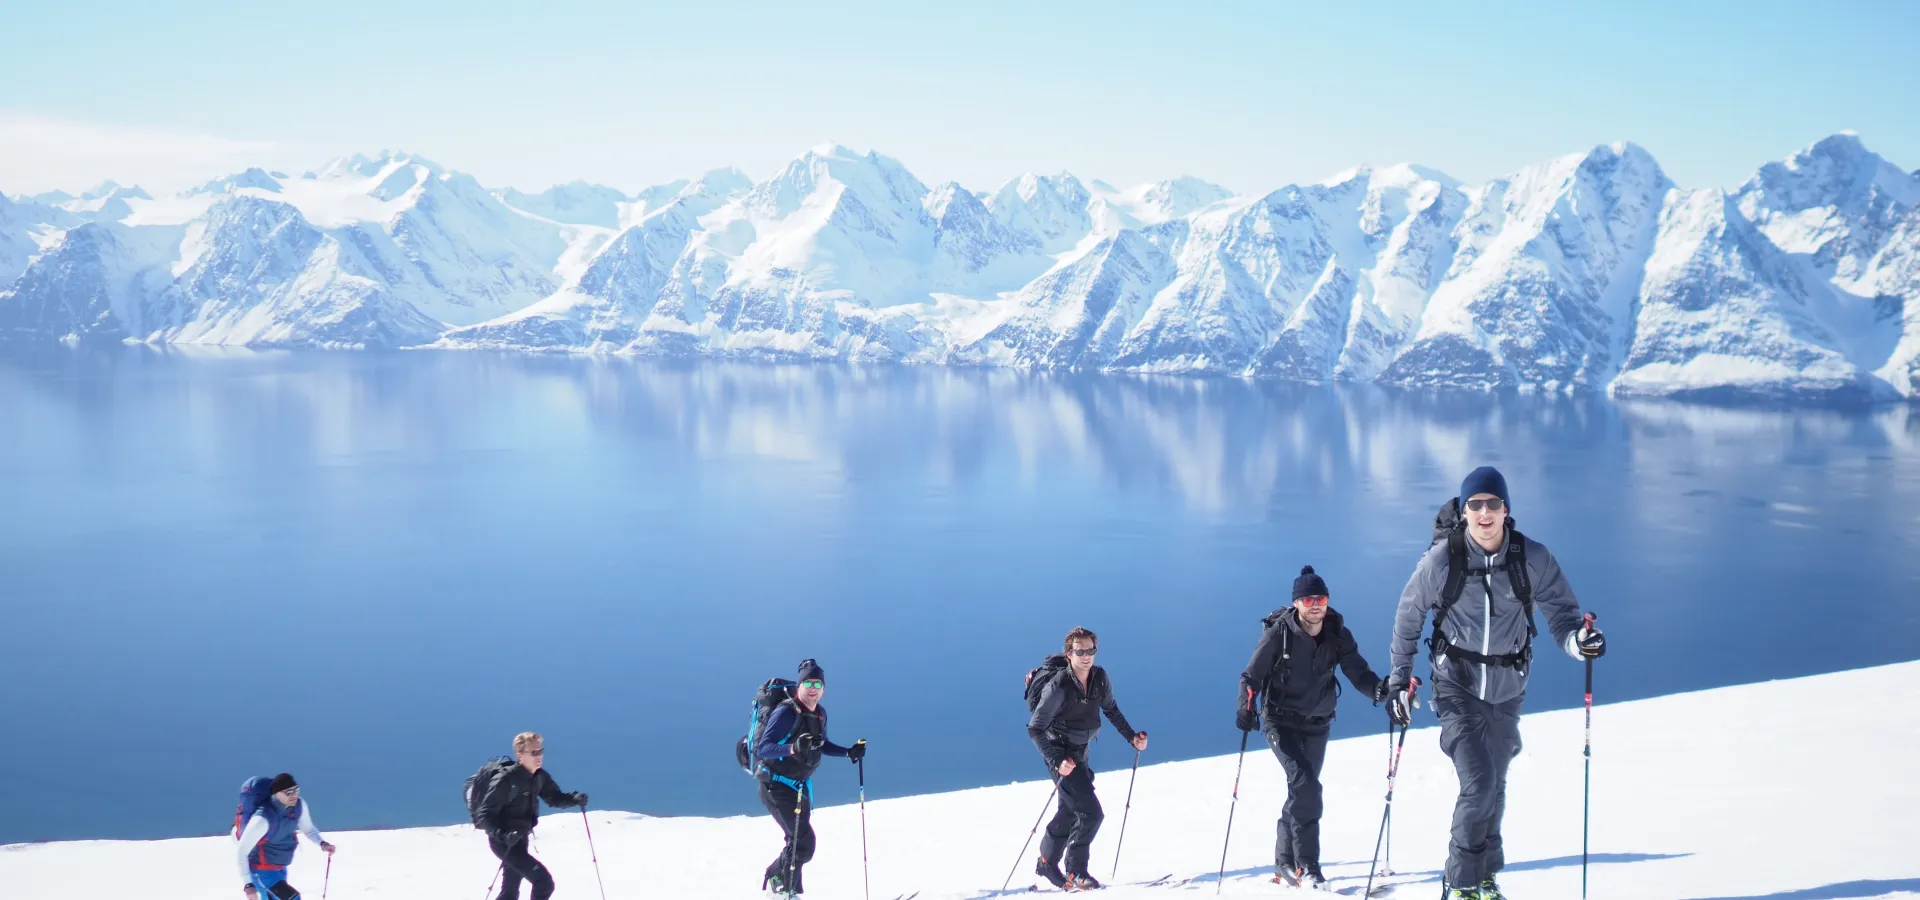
232, 465, 1605, 900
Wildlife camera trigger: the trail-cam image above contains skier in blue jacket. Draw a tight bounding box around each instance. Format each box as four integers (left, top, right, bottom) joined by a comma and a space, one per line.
234, 773, 334, 900
753, 658, 867, 897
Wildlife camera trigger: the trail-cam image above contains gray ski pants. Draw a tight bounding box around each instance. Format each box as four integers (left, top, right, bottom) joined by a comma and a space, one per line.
1434, 683, 1524, 887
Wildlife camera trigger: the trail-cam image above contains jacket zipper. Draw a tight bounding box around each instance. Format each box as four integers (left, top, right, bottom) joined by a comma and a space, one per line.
1480, 547, 1493, 701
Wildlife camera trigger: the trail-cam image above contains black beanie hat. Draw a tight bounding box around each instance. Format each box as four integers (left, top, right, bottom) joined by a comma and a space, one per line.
1291, 565, 1329, 601
267, 773, 298, 794
797, 658, 825, 685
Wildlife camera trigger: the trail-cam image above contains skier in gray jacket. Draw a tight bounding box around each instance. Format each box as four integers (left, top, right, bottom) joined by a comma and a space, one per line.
1384, 466, 1607, 900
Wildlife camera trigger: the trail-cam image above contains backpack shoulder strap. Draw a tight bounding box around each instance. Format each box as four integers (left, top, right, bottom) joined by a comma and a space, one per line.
1259, 616, 1292, 695
1435, 530, 1469, 628
1505, 526, 1536, 638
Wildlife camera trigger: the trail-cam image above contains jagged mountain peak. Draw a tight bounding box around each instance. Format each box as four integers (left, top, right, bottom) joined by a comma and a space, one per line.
1741, 132, 1920, 213
190, 168, 283, 196
311, 150, 445, 182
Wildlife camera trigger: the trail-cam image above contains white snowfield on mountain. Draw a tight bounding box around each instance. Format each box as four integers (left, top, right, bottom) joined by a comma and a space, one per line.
4, 661, 1915, 899
3, 134, 1919, 402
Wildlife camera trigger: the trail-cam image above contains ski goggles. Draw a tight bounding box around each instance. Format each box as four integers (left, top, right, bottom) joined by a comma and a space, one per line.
1465, 498, 1506, 512
798, 680, 825, 689
1296, 595, 1329, 607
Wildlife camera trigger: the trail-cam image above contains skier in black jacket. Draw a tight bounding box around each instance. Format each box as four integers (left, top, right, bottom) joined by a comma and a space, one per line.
1238, 566, 1385, 890
1028, 626, 1148, 892
753, 658, 867, 897
475, 732, 588, 900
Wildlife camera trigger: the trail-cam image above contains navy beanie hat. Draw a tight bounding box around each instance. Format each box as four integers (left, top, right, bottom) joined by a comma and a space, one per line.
1291, 565, 1329, 600
1460, 466, 1510, 508
797, 658, 825, 685
267, 773, 298, 794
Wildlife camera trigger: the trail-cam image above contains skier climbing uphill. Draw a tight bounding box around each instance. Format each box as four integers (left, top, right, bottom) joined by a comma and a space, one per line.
233, 773, 334, 900
1385, 467, 1607, 900
1238, 565, 1385, 890
752, 658, 867, 897
472, 732, 588, 900
1027, 626, 1149, 892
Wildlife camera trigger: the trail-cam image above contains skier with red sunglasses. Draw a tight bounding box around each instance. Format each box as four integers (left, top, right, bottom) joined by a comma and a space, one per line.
1238, 566, 1385, 890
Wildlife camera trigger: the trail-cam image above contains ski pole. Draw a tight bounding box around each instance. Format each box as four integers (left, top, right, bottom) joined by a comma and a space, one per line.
857, 756, 871, 900
999, 780, 1060, 892
788, 787, 805, 899
1382, 723, 1394, 876
483, 860, 503, 900
578, 806, 608, 900
322, 854, 331, 900
1582, 612, 1596, 900
1364, 677, 1419, 900
1110, 745, 1142, 881
1214, 728, 1251, 895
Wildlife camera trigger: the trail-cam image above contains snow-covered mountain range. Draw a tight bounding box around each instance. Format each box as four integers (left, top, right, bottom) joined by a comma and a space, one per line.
5, 135, 1918, 403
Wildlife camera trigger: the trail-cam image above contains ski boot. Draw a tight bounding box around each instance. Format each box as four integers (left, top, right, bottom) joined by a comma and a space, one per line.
763, 872, 798, 899
1477, 877, 1507, 900
1444, 884, 1483, 900
1035, 857, 1068, 890
1272, 864, 1304, 887
1065, 873, 1103, 892
1303, 864, 1330, 891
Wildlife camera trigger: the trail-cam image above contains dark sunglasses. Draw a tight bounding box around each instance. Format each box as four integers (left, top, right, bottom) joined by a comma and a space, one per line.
521, 748, 544, 757
1465, 498, 1506, 513
799, 680, 825, 689
1069, 648, 1097, 658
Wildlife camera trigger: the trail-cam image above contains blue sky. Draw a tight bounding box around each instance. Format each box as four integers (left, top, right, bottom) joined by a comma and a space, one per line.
2, 0, 1916, 195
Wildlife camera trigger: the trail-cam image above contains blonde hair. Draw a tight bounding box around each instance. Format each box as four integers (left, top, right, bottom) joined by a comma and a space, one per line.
513, 731, 543, 753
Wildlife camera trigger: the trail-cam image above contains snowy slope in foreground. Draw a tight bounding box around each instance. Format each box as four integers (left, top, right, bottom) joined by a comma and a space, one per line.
5, 662, 1917, 900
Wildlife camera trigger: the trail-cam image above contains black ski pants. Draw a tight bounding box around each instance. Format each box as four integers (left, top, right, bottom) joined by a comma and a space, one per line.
759, 779, 815, 893
488, 832, 555, 900
1039, 760, 1104, 877
1434, 683, 1524, 887
1263, 721, 1331, 873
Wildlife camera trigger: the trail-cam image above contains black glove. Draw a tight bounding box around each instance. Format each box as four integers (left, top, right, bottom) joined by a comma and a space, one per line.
1235, 707, 1258, 732
794, 733, 825, 752
1575, 624, 1607, 659
1371, 680, 1390, 705
847, 739, 867, 762
495, 829, 524, 847
1385, 677, 1415, 728
569, 792, 588, 808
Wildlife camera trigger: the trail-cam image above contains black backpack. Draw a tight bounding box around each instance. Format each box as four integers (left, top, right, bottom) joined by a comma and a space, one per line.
1023, 654, 1071, 711
463, 757, 516, 829
735, 677, 798, 775
1428, 497, 1536, 665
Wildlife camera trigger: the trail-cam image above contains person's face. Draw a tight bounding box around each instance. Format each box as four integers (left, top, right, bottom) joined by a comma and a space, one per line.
273, 786, 300, 808
1066, 638, 1096, 675
1293, 593, 1329, 625
1465, 493, 1508, 546
516, 743, 545, 772
797, 679, 825, 707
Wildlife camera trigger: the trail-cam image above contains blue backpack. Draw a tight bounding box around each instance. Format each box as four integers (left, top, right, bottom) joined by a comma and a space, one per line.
233, 776, 278, 835
734, 677, 798, 775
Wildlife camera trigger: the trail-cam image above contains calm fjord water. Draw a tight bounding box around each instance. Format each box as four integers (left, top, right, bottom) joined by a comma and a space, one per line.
1, 347, 1916, 843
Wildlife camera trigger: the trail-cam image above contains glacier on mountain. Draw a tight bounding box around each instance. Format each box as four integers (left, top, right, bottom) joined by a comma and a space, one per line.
4, 136, 1918, 403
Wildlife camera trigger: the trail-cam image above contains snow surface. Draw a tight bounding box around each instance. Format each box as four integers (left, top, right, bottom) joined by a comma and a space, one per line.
6, 136, 1920, 401
5, 661, 1915, 899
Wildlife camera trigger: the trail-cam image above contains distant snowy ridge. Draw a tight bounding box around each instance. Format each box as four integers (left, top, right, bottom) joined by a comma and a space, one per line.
5, 135, 1919, 403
